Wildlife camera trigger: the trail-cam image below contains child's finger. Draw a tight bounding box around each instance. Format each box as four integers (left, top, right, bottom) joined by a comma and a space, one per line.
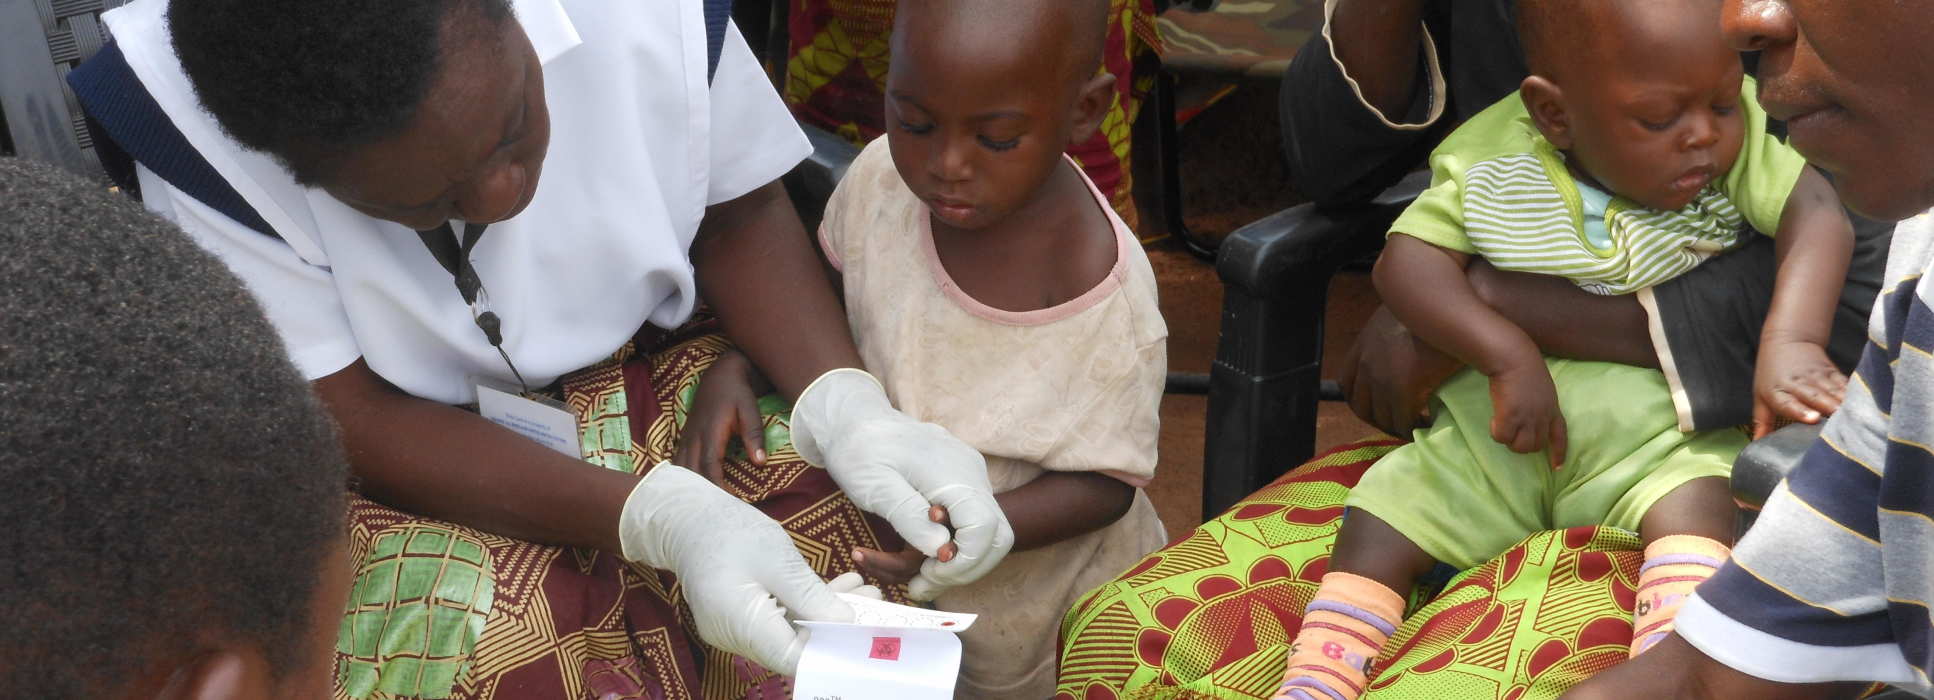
1752, 398, 1778, 439
673, 439, 696, 475
699, 423, 730, 484
1796, 373, 1847, 414
926, 506, 960, 562
1770, 387, 1825, 426
1490, 417, 1517, 452
676, 429, 726, 486
1504, 419, 1539, 455
735, 396, 767, 466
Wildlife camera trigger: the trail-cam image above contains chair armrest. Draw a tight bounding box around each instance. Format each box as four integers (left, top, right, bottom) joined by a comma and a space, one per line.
1202, 171, 1427, 516
1217, 170, 1429, 301
1731, 422, 1823, 535
781, 123, 861, 230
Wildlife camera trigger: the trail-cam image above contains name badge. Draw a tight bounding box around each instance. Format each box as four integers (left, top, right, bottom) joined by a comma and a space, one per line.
476, 383, 582, 459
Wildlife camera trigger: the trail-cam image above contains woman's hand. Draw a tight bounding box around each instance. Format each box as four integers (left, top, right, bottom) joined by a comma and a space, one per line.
675, 348, 771, 485
1488, 361, 1567, 469
790, 369, 1013, 601
617, 463, 855, 676
1752, 338, 1847, 438
1337, 306, 1463, 436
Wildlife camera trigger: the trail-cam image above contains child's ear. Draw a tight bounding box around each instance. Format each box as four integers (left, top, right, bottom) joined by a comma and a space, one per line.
1520, 75, 1573, 149
1068, 72, 1116, 145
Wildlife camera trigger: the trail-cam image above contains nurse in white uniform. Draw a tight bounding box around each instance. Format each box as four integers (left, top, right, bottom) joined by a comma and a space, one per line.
100, 0, 1014, 696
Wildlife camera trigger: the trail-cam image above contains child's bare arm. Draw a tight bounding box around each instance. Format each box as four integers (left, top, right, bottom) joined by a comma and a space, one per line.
1374, 234, 1568, 465
853, 472, 1133, 585
1756, 167, 1854, 436
993, 471, 1135, 552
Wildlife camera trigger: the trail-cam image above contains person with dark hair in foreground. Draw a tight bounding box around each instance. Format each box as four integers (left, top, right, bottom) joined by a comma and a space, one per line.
94, 0, 1002, 696
0, 156, 349, 699
1562, 0, 1934, 697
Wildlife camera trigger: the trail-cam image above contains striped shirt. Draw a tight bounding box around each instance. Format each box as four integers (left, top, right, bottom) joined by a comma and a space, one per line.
1390, 78, 1806, 296
1675, 213, 1934, 693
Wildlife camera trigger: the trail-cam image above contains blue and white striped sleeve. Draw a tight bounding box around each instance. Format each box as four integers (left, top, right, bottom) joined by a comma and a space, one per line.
1673, 215, 1934, 690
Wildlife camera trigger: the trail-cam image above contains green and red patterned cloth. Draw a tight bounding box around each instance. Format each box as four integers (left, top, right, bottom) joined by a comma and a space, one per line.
336, 323, 907, 700
1057, 442, 1647, 700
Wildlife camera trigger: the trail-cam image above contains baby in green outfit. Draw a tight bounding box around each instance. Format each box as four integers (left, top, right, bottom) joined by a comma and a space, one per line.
1274, 1, 1855, 698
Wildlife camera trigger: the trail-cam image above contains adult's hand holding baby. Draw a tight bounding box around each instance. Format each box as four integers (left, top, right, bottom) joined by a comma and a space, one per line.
617, 462, 856, 676
790, 369, 1014, 600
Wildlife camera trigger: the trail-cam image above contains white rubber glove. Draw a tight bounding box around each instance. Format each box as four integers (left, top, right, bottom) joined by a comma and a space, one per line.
827, 570, 884, 601
618, 463, 854, 676
790, 368, 1014, 600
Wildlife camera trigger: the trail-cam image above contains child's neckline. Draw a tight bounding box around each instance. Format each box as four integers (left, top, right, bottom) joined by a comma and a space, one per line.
918, 155, 1129, 327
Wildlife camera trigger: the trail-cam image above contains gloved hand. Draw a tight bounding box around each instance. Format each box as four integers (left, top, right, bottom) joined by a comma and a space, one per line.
827, 570, 883, 601
618, 463, 854, 675
790, 368, 1014, 600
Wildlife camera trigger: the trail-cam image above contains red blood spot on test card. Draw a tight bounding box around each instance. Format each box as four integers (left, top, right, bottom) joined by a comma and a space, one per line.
870, 637, 902, 661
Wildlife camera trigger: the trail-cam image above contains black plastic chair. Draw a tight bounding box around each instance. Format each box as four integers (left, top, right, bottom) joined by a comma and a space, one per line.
1202, 172, 1426, 514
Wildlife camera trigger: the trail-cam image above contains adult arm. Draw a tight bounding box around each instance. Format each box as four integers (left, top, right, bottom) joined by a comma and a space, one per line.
1558, 634, 1863, 700
316, 360, 637, 552
691, 180, 864, 399
1341, 259, 1657, 435
998, 473, 1135, 552
692, 18, 866, 399
1280, 0, 1448, 205
1328, 0, 1429, 117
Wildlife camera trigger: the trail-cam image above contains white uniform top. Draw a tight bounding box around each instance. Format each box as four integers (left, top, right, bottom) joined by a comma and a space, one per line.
105, 0, 811, 404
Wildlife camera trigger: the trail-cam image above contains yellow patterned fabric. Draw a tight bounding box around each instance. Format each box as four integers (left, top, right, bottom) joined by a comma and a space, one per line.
782, 0, 1162, 230
337, 323, 906, 700
1057, 442, 1655, 700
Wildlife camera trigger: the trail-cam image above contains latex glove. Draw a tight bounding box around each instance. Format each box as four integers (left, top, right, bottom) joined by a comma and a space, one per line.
619, 463, 854, 675
827, 570, 884, 601
790, 368, 1014, 600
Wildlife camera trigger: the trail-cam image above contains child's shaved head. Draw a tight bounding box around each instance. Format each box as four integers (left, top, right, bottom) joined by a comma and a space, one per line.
893, 0, 1110, 87
883, 0, 1118, 235
1514, 0, 1746, 213
1518, 0, 1725, 85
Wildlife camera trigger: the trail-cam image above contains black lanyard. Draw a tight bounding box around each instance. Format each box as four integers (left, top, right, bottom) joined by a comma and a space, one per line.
416, 221, 529, 392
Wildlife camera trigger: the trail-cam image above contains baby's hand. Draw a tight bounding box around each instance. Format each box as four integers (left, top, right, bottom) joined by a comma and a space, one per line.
1754, 338, 1847, 438
1488, 363, 1567, 469
673, 349, 769, 486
